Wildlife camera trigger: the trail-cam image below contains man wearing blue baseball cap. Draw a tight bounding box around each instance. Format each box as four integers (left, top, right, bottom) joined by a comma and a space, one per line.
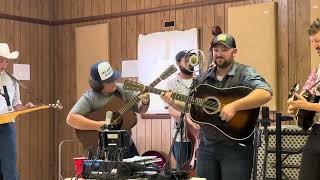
66, 61, 150, 158
161, 33, 272, 180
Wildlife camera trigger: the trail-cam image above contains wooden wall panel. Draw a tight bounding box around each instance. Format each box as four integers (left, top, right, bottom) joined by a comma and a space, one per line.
0, 2, 54, 180
0, 20, 51, 180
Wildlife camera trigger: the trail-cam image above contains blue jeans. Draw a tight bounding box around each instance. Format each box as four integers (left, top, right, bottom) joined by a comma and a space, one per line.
173, 141, 192, 170
0, 123, 18, 180
196, 138, 253, 180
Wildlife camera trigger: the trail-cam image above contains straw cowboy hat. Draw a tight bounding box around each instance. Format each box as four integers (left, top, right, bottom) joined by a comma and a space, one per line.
0, 43, 19, 60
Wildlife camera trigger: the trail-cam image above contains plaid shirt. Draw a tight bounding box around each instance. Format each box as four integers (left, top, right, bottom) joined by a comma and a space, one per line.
303, 69, 317, 94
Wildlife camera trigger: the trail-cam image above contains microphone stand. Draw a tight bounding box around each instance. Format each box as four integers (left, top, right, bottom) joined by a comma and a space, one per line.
155, 78, 196, 180
252, 106, 270, 180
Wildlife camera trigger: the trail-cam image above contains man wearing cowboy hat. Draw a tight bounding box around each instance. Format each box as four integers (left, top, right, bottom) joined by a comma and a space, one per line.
0, 43, 34, 180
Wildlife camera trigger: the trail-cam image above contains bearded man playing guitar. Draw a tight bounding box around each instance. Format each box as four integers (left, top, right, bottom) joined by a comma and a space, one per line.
160, 33, 272, 180
66, 61, 150, 158
287, 18, 320, 180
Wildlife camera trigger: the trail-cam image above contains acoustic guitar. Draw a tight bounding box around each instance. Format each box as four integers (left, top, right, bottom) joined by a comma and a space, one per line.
123, 80, 260, 140
0, 100, 63, 124
289, 84, 320, 130
75, 65, 177, 150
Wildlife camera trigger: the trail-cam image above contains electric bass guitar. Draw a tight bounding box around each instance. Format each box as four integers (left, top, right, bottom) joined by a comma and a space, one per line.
75, 65, 177, 150
0, 100, 63, 124
289, 84, 320, 130
123, 80, 260, 140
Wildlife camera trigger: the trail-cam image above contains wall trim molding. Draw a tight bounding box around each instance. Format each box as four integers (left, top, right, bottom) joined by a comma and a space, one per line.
0, 12, 51, 25
0, 0, 244, 26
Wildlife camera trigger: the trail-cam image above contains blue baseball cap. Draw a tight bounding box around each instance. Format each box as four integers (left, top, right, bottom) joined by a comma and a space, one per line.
90, 61, 121, 83
175, 50, 188, 62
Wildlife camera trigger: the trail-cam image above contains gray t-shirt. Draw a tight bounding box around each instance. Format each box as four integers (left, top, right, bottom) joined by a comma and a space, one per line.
70, 83, 138, 115
166, 75, 193, 142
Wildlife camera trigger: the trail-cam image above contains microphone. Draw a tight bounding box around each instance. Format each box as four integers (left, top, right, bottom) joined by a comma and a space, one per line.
105, 111, 113, 125
3, 86, 12, 111
261, 106, 270, 129
101, 111, 113, 130
188, 54, 199, 66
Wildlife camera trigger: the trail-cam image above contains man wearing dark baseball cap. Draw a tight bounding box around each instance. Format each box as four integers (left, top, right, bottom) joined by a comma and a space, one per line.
211, 33, 238, 69
160, 33, 272, 180
66, 61, 150, 158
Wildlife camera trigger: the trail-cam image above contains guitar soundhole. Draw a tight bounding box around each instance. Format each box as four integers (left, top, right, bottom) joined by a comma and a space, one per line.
203, 96, 220, 115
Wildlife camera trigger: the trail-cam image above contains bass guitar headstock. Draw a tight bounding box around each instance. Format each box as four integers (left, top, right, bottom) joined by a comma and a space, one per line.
123, 80, 145, 92
159, 65, 177, 80
48, 100, 63, 110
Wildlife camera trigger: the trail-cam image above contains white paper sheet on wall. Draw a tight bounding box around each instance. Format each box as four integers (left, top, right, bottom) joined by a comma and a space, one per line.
138, 28, 198, 114
122, 60, 138, 77
13, 64, 30, 80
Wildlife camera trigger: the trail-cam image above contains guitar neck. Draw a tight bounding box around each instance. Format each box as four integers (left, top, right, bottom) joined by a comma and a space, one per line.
144, 86, 214, 109
0, 105, 50, 124
118, 77, 164, 116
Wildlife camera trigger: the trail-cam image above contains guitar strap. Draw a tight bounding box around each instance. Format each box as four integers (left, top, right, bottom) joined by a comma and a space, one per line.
5, 71, 43, 104
197, 67, 214, 85
6, 71, 27, 89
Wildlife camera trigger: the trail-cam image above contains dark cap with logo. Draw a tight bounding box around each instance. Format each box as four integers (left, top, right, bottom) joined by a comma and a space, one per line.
90, 61, 121, 83
212, 33, 236, 49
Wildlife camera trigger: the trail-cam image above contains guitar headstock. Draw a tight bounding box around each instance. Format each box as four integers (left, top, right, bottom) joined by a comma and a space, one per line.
49, 100, 63, 110
289, 84, 300, 99
123, 80, 145, 92
159, 65, 177, 80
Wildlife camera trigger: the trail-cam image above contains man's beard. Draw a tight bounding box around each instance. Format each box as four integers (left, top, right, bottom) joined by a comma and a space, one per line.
214, 58, 232, 69
179, 65, 194, 75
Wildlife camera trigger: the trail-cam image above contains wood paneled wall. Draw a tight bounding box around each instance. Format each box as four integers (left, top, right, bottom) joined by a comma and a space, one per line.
0, 0, 312, 179
0, 1, 52, 180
